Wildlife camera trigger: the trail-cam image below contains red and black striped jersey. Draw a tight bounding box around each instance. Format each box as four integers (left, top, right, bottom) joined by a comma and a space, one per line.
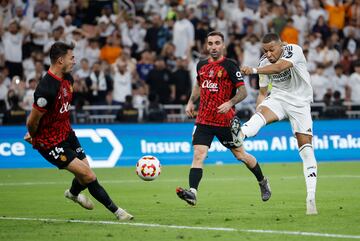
32, 70, 74, 150
196, 57, 244, 127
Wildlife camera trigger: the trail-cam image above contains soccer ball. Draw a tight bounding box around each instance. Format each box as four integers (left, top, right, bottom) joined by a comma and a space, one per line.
136, 155, 161, 181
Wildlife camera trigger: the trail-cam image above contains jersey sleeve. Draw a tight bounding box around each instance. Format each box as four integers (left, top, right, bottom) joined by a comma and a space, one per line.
280, 44, 304, 67
196, 59, 207, 85
33, 77, 58, 112
225, 59, 244, 87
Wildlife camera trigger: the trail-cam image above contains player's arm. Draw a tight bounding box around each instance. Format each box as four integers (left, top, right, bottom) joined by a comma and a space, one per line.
25, 77, 55, 143
218, 60, 246, 113
256, 87, 268, 108
26, 108, 45, 136
185, 82, 200, 118
24, 108, 46, 143
241, 59, 293, 75
218, 85, 247, 114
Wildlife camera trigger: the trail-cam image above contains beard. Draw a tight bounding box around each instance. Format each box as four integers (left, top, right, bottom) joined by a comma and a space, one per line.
62, 65, 73, 74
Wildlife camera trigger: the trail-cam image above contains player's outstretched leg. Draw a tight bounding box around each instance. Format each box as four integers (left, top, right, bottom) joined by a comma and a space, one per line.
66, 159, 134, 220
240, 112, 266, 139
299, 144, 318, 215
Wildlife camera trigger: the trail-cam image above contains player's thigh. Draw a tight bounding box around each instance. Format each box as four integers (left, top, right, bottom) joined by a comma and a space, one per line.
214, 126, 237, 149
192, 124, 215, 148
67, 131, 87, 161
257, 97, 285, 123
38, 140, 79, 169
286, 103, 313, 138
66, 158, 96, 184
192, 124, 214, 166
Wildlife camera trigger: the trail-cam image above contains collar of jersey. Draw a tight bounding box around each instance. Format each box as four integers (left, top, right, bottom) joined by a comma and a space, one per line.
208, 56, 225, 64
47, 70, 64, 82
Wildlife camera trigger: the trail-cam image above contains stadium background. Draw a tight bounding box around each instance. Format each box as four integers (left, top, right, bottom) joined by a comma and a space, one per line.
0, 1, 360, 240
0, 0, 359, 167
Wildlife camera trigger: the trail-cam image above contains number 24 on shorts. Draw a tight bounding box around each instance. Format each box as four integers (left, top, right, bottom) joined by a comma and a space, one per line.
48, 146, 65, 160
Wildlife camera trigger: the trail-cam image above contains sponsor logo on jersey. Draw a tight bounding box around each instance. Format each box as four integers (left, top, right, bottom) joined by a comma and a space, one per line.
201, 80, 218, 92
60, 102, 71, 113
63, 88, 68, 97
271, 69, 291, 83
209, 69, 214, 77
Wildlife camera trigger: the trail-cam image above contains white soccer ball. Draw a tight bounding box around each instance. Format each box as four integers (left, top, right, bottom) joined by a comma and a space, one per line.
136, 155, 161, 181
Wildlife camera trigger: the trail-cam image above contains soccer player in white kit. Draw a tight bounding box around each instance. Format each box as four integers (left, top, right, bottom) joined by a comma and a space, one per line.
239, 33, 318, 215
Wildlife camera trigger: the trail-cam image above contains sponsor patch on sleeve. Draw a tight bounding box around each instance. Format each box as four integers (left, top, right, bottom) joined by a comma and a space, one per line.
37, 97, 47, 108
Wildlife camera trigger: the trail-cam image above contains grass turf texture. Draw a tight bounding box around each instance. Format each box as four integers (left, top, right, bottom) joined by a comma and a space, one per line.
0, 162, 359, 241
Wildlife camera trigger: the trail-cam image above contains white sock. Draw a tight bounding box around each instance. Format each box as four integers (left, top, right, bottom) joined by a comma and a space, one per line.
241, 112, 266, 138
299, 144, 317, 200
189, 188, 197, 196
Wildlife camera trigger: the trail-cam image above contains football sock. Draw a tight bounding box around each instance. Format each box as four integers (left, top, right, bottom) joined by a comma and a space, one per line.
69, 178, 87, 196
241, 112, 266, 138
189, 168, 203, 190
299, 144, 317, 199
87, 179, 118, 213
247, 162, 265, 182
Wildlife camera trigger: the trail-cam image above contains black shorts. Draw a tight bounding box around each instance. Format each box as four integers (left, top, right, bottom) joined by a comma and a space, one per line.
192, 124, 237, 149
38, 132, 86, 169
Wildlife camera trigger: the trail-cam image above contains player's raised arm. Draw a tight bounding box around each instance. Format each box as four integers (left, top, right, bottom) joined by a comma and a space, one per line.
241, 59, 293, 75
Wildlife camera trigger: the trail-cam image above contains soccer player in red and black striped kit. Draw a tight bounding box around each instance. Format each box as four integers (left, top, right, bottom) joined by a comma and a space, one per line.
176, 31, 271, 205
24, 42, 133, 220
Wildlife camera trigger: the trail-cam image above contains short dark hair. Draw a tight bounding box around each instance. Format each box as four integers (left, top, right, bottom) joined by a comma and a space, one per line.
262, 33, 281, 44
207, 31, 224, 42
49, 42, 74, 64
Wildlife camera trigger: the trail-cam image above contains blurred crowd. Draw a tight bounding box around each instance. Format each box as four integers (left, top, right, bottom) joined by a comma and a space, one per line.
0, 0, 359, 125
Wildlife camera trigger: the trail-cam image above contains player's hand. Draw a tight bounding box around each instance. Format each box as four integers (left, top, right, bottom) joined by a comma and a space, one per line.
217, 101, 232, 114
240, 66, 253, 75
185, 102, 196, 118
24, 132, 32, 144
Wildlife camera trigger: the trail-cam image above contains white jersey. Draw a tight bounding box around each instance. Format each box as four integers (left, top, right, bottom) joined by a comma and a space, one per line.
258, 44, 313, 106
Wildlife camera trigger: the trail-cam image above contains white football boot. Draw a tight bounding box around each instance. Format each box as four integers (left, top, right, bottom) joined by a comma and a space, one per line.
64, 189, 94, 210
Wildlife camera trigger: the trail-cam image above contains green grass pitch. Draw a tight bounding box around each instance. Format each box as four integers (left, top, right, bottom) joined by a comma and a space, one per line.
0, 162, 359, 241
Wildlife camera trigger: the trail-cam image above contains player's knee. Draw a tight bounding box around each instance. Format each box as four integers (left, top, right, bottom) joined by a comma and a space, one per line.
192, 155, 205, 166
80, 170, 97, 184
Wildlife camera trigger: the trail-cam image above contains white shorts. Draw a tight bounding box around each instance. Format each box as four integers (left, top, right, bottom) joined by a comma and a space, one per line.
259, 97, 313, 136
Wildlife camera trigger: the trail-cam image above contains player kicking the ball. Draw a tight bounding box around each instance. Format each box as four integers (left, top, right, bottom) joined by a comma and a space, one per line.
176, 31, 271, 206
24, 42, 133, 220
239, 33, 318, 215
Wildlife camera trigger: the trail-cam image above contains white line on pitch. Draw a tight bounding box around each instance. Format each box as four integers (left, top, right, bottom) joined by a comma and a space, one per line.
0, 175, 359, 186
0, 216, 359, 239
